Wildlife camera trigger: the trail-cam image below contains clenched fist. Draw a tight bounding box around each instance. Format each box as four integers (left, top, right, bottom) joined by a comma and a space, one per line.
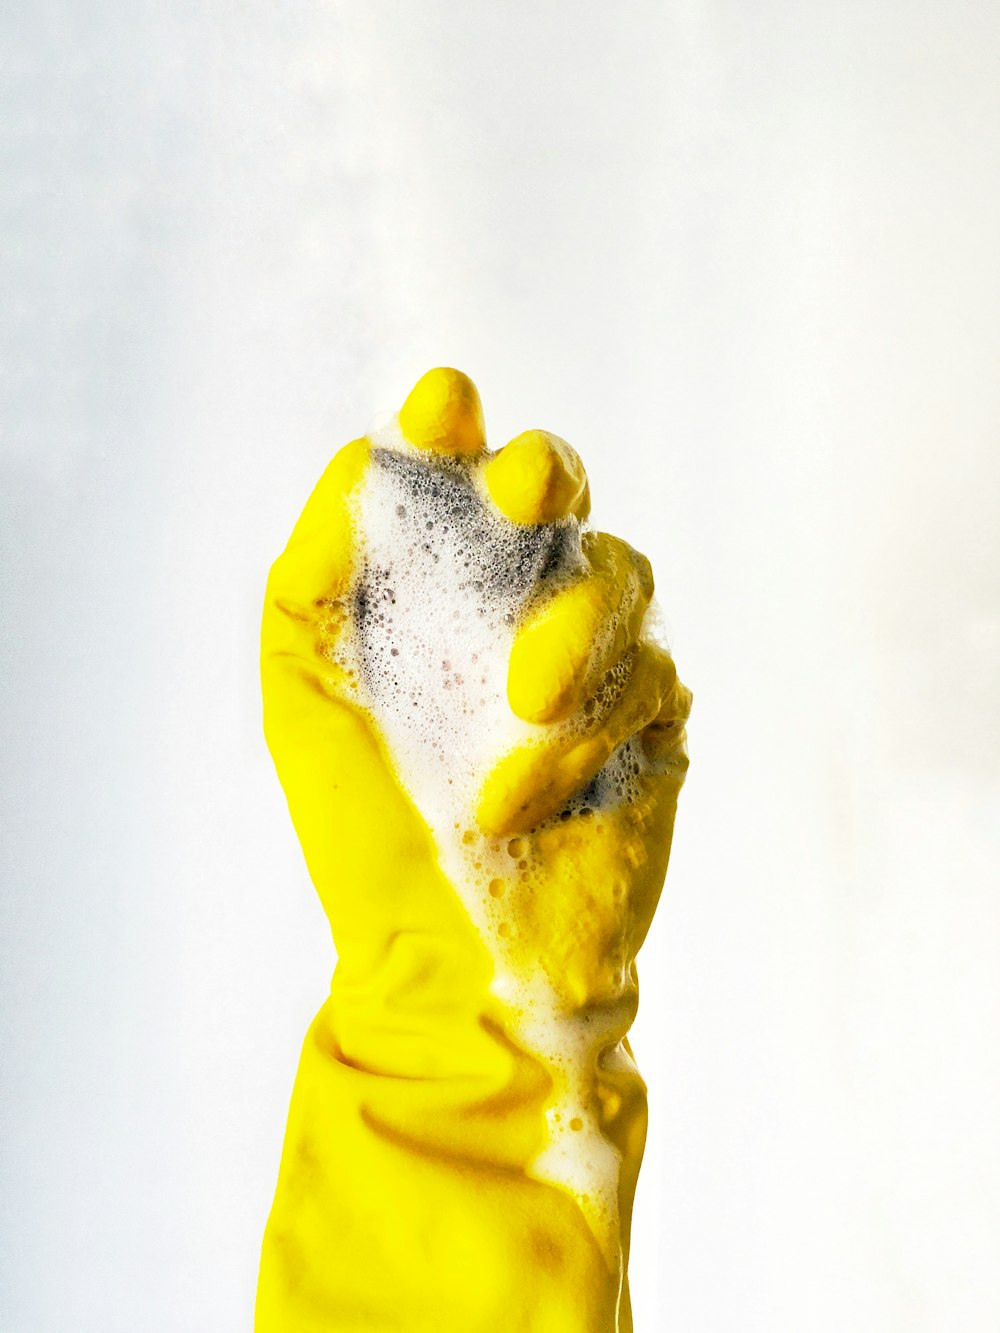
257, 369, 690, 1333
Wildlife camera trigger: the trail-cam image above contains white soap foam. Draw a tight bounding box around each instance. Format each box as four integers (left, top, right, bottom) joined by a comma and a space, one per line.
351, 422, 577, 829
334, 421, 663, 1262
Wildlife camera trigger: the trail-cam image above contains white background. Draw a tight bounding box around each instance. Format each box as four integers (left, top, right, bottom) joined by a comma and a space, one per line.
3, 2, 999, 1330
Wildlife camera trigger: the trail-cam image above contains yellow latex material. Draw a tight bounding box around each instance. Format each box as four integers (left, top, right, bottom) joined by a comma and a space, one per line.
507, 532, 654, 725
477, 640, 687, 837
399, 366, 486, 456
484, 429, 591, 524
257, 370, 690, 1332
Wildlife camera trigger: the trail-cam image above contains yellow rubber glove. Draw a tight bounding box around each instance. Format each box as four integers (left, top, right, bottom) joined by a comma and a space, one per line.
256, 369, 690, 1333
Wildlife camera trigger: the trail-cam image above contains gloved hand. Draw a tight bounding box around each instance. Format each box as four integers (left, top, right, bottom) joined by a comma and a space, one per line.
256, 369, 690, 1333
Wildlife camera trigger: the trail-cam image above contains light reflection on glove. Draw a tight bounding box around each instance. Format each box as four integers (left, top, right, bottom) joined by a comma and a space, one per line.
256, 369, 690, 1333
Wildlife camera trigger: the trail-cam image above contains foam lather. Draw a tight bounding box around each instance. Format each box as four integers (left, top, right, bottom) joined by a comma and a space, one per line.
257, 369, 691, 1333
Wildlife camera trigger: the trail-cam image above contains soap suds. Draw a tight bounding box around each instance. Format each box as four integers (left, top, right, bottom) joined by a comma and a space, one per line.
333, 421, 662, 1261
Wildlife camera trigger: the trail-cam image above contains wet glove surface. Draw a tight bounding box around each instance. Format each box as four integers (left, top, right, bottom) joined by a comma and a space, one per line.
256, 370, 690, 1333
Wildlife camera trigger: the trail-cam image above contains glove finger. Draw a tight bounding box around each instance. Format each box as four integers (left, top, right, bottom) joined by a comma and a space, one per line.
484, 429, 591, 526
641, 681, 693, 764
507, 530, 653, 725
265, 437, 370, 613
262, 436, 371, 715
477, 640, 687, 836
398, 367, 486, 457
